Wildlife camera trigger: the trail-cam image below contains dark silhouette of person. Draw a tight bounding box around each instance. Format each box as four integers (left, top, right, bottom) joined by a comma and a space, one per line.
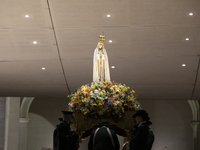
88, 119, 120, 150
129, 110, 153, 150
146, 120, 154, 150
53, 110, 79, 150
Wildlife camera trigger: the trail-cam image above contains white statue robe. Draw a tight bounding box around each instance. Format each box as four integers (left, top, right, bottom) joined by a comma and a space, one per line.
93, 42, 111, 82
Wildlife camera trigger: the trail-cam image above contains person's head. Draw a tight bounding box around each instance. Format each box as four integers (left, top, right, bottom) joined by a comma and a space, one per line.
99, 119, 109, 127
61, 110, 74, 124
132, 110, 150, 124
58, 118, 63, 122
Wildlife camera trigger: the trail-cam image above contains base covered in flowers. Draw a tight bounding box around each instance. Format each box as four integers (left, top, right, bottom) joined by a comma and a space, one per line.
74, 110, 136, 137
68, 81, 141, 135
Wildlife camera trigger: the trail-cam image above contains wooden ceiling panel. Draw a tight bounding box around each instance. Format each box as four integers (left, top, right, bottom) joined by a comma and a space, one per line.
62, 59, 93, 93
0, 0, 51, 28
0, 85, 69, 98
130, 0, 200, 25
110, 56, 198, 85
0, 60, 66, 86
49, 0, 131, 27
56, 25, 200, 62
0, 28, 59, 61
0, 0, 199, 100
131, 84, 194, 100
55, 28, 131, 60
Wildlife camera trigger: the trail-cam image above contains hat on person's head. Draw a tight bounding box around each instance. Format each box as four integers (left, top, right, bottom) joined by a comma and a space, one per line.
61, 110, 74, 116
132, 110, 149, 121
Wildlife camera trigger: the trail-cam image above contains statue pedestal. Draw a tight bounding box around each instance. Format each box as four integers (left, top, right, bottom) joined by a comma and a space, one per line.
74, 110, 135, 138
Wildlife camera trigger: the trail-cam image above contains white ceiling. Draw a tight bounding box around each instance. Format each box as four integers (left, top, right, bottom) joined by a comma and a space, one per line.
0, 0, 200, 100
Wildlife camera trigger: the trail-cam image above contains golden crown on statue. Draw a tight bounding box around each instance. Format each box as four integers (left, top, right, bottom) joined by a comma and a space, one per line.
99, 33, 105, 42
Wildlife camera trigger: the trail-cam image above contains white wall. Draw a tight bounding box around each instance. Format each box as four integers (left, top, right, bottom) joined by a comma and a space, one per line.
27, 98, 193, 150
4, 98, 20, 150
140, 99, 193, 150
27, 113, 54, 150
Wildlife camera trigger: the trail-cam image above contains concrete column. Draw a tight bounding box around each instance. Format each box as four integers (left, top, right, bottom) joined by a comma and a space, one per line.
18, 118, 29, 150
18, 97, 34, 150
4, 97, 20, 150
191, 121, 200, 150
188, 100, 200, 150
0, 98, 6, 150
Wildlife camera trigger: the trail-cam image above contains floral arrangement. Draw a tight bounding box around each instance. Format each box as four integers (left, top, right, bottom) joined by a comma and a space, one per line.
68, 81, 141, 121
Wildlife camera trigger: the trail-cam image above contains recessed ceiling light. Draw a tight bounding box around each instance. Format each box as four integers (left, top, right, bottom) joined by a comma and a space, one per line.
109, 40, 112, 43
189, 13, 193, 16
25, 15, 29, 18
182, 64, 186, 67
107, 14, 111, 17
185, 38, 189, 41
33, 41, 37, 44
111, 66, 115, 68
42, 67, 45, 70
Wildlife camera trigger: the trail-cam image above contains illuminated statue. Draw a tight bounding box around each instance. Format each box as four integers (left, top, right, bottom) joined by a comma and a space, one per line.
93, 33, 111, 82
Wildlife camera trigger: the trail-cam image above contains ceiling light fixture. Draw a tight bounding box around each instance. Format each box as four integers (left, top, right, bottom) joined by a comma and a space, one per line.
109, 40, 112, 43
107, 14, 111, 17
25, 15, 29, 18
182, 64, 186, 67
33, 41, 37, 44
111, 66, 115, 68
185, 38, 189, 41
189, 13, 193, 16
42, 67, 45, 70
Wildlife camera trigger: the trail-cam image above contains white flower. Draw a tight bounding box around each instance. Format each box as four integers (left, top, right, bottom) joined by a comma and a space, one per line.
68, 103, 74, 107
99, 91, 103, 95
113, 103, 117, 106
115, 101, 120, 104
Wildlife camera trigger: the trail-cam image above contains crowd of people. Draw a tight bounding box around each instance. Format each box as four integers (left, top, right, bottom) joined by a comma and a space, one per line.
53, 109, 154, 150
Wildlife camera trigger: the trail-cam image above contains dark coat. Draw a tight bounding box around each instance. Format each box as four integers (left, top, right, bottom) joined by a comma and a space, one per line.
146, 130, 154, 150
53, 121, 79, 150
129, 122, 149, 150
88, 127, 120, 150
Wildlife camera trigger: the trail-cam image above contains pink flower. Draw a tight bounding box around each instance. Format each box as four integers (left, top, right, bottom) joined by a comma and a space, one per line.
108, 97, 115, 103
84, 88, 91, 95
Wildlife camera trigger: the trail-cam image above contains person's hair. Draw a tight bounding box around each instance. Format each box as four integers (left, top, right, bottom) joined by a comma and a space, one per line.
99, 119, 109, 127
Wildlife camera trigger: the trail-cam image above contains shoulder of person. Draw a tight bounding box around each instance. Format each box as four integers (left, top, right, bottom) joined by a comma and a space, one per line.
108, 128, 116, 134
133, 124, 139, 128
140, 122, 148, 127
139, 123, 149, 130
56, 122, 67, 129
91, 127, 99, 134
131, 125, 138, 130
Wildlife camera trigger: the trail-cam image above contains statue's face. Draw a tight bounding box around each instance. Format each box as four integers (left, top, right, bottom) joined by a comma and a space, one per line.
98, 43, 104, 50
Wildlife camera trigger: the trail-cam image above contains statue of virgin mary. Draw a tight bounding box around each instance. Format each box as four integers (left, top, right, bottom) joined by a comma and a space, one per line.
93, 33, 111, 82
